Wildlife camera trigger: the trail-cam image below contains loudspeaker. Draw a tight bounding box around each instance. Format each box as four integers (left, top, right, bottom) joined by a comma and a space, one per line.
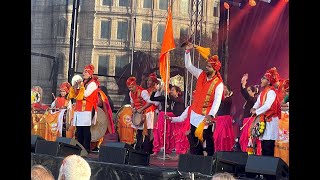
56, 137, 88, 156
245, 155, 289, 180
178, 154, 215, 175
99, 142, 149, 166
214, 151, 248, 176
31, 135, 45, 152
35, 140, 82, 157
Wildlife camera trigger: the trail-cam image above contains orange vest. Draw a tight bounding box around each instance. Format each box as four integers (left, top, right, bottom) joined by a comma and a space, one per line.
75, 79, 99, 112
191, 72, 222, 115
259, 86, 281, 122
130, 86, 147, 110
55, 97, 68, 108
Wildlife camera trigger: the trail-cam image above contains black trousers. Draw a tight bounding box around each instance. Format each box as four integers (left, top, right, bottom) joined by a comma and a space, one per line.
261, 140, 275, 156
76, 126, 91, 151
188, 124, 214, 156
135, 129, 154, 154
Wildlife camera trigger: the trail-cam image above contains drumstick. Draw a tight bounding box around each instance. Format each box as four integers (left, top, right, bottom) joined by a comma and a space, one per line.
52, 93, 56, 99
240, 114, 254, 131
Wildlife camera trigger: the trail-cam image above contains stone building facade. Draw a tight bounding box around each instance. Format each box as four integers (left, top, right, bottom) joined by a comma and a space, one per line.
31, 0, 220, 108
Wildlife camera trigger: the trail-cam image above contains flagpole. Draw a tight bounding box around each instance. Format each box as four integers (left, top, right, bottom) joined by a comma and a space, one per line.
163, 53, 169, 160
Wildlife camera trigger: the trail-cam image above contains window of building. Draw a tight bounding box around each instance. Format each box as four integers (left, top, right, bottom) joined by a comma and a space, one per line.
180, 0, 189, 14
57, 18, 67, 37
102, 0, 112, 6
180, 27, 188, 40
119, 0, 129, 7
142, 23, 152, 42
101, 20, 111, 39
157, 24, 165, 43
159, 0, 168, 10
115, 55, 129, 76
98, 55, 110, 76
213, 5, 219, 17
117, 21, 128, 40
143, 0, 152, 8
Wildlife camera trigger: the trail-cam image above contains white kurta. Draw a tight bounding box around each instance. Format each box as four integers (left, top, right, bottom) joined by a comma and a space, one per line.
73, 81, 98, 126
253, 89, 279, 140
130, 89, 152, 130
185, 52, 223, 129
171, 106, 189, 123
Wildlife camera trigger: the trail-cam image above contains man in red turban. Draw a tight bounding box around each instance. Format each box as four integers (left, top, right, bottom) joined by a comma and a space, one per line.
126, 76, 153, 153
250, 70, 281, 157
182, 42, 224, 156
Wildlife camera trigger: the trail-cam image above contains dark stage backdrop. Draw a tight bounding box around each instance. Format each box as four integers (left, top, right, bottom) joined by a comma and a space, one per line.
225, 1, 289, 119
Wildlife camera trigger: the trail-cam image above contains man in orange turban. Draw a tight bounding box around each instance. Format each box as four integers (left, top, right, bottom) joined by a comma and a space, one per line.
68, 64, 100, 152
182, 43, 224, 156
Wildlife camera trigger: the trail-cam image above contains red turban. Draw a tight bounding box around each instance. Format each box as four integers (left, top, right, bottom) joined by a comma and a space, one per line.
84, 64, 94, 76
126, 77, 137, 86
148, 72, 157, 82
265, 67, 280, 85
263, 72, 273, 84
60, 82, 71, 93
207, 55, 221, 71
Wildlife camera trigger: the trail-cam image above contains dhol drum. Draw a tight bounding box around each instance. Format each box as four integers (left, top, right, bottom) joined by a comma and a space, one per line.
132, 112, 145, 126
116, 104, 135, 145
90, 107, 108, 142
249, 115, 265, 138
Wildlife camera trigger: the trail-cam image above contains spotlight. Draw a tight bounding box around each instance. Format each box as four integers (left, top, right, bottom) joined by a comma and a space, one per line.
249, 0, 256, 6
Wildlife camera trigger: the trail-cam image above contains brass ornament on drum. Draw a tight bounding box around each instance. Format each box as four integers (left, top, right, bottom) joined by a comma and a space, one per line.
249, 115, 266, 137
90, 107, 108, 142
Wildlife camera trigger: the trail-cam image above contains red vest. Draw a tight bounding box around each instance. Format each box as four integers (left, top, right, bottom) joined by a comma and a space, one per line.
75, 79, 99, 112
130, 86, 147, 110
145, 87, 157, 113
191, 72, 222, 116
55, 97, 68, 109
259, 86, 281, 121
275, 80, 285, 103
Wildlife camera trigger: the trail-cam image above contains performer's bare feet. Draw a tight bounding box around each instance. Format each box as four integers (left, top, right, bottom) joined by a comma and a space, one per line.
203, 151, 208, 156
150, 152, 158, 157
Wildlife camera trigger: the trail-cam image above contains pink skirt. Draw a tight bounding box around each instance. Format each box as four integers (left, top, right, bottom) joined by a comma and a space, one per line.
172, 119, 190, 154
239, 117, 262, 155
213, 115, 235, 151
152, 111, 175, 154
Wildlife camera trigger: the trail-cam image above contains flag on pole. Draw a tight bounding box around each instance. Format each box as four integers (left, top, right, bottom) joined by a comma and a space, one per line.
159, 6, 175, 93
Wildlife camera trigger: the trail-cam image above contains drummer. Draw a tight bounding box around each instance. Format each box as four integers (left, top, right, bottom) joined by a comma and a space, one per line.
126, 76, 153, 153
68, 64, 100, 153
250, 69, 281, 157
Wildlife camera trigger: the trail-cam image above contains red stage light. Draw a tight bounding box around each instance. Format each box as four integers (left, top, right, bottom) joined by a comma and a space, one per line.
224, 2, 230, 9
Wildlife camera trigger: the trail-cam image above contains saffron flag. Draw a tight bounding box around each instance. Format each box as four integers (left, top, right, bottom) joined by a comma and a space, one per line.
159, 7, 175, 93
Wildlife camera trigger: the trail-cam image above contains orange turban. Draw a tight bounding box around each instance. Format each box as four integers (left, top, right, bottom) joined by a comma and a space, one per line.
60, 82, 71, 93
84, 64, 94, 76
207, 55, 221, 71
126, 77, 137, 86
148, 72, 157, 82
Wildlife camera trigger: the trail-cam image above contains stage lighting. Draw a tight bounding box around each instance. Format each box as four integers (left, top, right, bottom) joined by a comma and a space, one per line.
260, 0, 271, 3
249, 0, 256, 6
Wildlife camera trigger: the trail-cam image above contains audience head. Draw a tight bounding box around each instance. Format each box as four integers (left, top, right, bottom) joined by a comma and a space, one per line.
31, 164, 55, 180
211, 172, 236, 180
57, 155, 91, 180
